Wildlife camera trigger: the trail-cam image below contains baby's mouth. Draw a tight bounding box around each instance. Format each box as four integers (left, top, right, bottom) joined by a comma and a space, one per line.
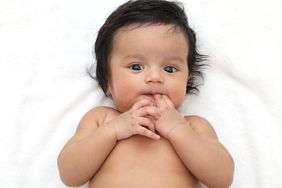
142, 93, 159, 106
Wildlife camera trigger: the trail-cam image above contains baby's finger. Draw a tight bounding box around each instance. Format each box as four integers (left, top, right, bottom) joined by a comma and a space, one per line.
163, 95, 174, 108
131, 99, 153, 111
154, 94, 168, 109
135, 106, 160, 120
137, 117, 156, 133
134, 126, 160, 140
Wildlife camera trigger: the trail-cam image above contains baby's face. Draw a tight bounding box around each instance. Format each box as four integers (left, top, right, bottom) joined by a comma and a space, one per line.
107, 24, 189, 112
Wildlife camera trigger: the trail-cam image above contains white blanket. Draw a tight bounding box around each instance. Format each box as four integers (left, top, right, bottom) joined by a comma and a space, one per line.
1, 0, 281, 187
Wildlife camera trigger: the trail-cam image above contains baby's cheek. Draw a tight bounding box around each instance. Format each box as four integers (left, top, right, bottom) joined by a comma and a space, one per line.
170, 95, 186, 109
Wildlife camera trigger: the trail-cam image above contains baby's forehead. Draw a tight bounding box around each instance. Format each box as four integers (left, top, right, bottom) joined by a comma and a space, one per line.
113, 23, 189, 44
116, 23, 183, 34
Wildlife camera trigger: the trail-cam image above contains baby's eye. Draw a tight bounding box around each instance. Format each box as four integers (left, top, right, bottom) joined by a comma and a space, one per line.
129, 64, 144, 71
164, 66, 177, 73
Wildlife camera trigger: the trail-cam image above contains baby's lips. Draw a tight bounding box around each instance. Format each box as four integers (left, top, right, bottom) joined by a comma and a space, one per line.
138, 94, 156, 105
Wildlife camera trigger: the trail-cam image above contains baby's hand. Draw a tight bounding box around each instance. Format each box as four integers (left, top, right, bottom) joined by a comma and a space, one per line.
154, 94, 187, 139
105, 100, 160, 141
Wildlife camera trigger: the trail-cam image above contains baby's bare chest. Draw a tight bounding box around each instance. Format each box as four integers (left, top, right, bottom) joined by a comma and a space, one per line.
105, 136, 182, 170
90, 136, 197, 188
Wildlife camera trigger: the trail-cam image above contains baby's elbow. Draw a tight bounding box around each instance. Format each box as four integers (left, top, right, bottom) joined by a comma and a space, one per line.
214, 177, 233, 188
59, 170, 87, 187
61, 178, 87, 187
218, 173, 234, 188
208, 176, 233, 188
215, 156, 234, 188
207, 156, 234, 188
225, 154, 235, 187
59, 174, 85, 187
57, 153, 87, 187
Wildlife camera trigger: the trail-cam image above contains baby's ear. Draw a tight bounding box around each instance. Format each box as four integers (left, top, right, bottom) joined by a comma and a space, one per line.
106, 90, 111, 97
106, 85, 112, 97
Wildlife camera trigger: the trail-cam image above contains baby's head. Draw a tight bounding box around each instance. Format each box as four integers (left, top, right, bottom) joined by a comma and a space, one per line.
92, 0, 206, 98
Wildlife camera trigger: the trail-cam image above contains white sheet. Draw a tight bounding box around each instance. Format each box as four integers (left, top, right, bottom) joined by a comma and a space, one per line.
1, 0, 281, 187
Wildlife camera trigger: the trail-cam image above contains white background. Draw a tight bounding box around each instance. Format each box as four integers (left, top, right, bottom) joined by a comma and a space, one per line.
0, 0, 282, 187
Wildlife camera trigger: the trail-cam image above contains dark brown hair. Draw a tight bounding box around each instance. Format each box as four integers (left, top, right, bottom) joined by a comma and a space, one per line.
89, 0, 206, 95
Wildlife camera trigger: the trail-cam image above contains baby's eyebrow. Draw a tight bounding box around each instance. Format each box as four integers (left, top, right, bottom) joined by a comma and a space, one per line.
124, 54, 145, 60
165, 56, 186, 64
123, 54, 186, 64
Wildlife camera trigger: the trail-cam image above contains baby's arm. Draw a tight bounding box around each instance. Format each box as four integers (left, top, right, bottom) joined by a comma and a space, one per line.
57, 100, 160, 186
154, 95, 234, 188
57, 107, 117, 186
168, 116, 234, 188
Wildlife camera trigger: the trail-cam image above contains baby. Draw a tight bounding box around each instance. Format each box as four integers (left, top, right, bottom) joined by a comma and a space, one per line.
58, 0, 234, 188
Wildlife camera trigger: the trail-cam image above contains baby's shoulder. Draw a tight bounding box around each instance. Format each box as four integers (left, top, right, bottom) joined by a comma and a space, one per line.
86, 106, 118, 115
71, 106, 119, 141
184, 115, 218, 140
77, 106, 118, 131
81, 106, 118, 125
184, 115, 211, 126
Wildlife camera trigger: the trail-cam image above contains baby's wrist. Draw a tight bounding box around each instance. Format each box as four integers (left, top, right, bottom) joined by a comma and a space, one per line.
101, 122, 118, 142
167, 122, 189, 140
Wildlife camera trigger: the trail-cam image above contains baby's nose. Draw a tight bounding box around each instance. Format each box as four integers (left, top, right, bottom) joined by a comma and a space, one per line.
144, 67, 164, 83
